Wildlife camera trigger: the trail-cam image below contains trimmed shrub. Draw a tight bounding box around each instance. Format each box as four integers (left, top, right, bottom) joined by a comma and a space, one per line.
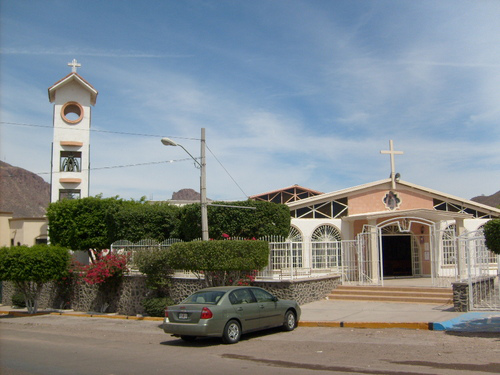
12, 292, 26, 308
133, 248, 172, 293
0, 245, 71, 313
167, 240, 269, 286
142, 297, 174, 317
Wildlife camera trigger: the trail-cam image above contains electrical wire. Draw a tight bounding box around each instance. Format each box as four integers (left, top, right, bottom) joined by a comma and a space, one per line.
0, 121, 199, 141
2, 158, 195, 177
2, 121, 249, 199
206, 143, 249, 199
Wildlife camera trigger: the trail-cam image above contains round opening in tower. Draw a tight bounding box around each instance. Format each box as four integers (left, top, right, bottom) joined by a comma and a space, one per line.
61, 101, 84, 124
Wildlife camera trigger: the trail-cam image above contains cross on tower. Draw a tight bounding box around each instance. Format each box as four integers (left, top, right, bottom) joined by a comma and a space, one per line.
380, 140, 404, 189
68, 59, 81, 73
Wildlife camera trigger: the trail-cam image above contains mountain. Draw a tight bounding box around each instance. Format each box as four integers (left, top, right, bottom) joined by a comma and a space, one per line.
471, 190, 500, 209
0, 161, 50, 218
1, 161, 498, 217
171, 188, 201, 201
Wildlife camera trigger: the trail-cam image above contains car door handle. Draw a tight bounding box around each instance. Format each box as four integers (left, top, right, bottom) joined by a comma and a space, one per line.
237, 307, 243, 311
259, 305, 265, 309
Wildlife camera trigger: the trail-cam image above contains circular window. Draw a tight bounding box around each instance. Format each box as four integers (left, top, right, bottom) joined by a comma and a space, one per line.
61, 101, 84, 124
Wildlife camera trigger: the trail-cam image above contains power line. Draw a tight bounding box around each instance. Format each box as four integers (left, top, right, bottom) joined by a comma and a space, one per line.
0, 121, 199, 141
206, 143, 249, 199
3, 121, 249, 199
3, 158, 195, 177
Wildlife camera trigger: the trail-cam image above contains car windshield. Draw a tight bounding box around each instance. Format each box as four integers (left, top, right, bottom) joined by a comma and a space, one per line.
182, 290, 227, 304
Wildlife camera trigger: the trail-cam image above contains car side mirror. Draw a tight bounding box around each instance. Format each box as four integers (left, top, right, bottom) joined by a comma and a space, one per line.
272, 296, 278, 302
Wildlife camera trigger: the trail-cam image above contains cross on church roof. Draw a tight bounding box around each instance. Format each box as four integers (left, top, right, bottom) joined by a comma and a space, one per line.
380, 140, 403, 189
68, 59, 81, 73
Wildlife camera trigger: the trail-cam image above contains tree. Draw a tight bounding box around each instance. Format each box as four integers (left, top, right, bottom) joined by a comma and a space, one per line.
167, 240, 269, 287
47, 196, 180, 250
47, 195, 119, 251
177, 200, 290, 241
107, 201, 180, 242
484, 219, 500, 255
0, 245, 70, 313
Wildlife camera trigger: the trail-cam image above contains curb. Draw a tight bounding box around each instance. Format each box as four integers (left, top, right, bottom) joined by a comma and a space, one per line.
0, 310, 163, 321
2, 310, 430, 329
299, 321, 431, 330
4, 310, 497, 331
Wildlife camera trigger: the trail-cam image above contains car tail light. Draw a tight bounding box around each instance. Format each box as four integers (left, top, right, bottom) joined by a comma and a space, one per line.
200, 307, 213, 319
164, 306, 169, 318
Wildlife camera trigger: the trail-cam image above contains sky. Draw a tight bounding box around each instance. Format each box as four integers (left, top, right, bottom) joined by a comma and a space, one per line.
1, 0, 499, 202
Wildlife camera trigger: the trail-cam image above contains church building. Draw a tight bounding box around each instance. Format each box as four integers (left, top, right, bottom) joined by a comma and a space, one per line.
251, 141, 500, 286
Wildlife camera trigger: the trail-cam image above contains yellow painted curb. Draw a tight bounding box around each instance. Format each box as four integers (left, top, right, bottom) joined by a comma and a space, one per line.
48, 313, 163, 321
343, 322, 430, 330
0, 310, 163, 321
2, 311, 429, 329
299, 321, 342, 327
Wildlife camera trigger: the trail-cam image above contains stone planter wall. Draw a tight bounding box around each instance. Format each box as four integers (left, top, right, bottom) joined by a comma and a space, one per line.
452, 276, 496, 312
2, 274, 340, 315
253, 275, 341, 305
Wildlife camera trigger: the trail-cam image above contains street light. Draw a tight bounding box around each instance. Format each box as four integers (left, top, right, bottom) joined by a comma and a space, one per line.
161, 128, 209, 241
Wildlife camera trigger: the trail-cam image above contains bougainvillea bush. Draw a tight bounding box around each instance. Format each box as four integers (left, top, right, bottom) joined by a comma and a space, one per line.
82, 250, 130, 285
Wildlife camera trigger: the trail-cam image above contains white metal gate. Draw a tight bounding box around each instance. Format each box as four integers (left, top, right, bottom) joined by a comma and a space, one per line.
341, 226, 382, 285
431, 223, 459, 287
460, 230, 500, 311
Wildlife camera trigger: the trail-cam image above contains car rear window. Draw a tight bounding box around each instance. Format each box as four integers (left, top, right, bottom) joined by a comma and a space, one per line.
182, 291, 226, 304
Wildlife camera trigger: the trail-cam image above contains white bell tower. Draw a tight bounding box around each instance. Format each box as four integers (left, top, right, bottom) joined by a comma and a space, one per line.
48, 59, 98, 202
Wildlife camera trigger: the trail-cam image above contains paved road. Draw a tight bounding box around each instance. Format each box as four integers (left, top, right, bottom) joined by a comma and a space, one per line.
1, 314, 499, 375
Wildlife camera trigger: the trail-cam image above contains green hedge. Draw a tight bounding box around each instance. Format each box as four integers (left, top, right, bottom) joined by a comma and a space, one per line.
167, 240, 269, 286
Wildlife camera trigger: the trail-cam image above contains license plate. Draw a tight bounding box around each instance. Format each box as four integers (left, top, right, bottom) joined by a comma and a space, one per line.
178, 313, 188, 320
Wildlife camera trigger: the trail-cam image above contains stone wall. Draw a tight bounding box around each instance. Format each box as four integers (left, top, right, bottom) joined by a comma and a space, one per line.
166, 275, 341, 305
1, 274, 340, 315
253, 275, 341, 305
168, 277, 205, 304
452, 276, 496, 312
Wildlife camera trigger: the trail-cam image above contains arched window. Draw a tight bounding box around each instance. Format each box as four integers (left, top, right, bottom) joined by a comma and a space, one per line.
311, 225, 341, 269
442, 225, 456, 265
288, 226, 303, 242
311, 225, 341, 242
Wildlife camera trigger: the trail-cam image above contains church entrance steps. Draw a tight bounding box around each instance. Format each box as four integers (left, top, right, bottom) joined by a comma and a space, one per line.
328, 285, 453, 304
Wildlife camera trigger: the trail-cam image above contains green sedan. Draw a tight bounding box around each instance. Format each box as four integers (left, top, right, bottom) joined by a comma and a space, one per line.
163, 286, 301, 344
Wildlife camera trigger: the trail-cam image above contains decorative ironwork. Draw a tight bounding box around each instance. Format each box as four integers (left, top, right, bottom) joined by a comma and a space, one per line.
433, 198, 494, 219
292, 198, 348, 219
311, 225, 341, 242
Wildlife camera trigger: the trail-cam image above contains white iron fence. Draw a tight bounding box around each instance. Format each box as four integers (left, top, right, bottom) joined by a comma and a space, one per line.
111, 229, 500, 310
459, 230, 500, 311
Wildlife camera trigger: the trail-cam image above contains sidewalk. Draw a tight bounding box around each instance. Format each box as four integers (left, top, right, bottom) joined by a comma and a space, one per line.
1, 301, 499, 333
299, 299, 500, 332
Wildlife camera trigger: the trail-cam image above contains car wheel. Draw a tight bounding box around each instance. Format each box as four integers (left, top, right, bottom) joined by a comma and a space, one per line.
283, 310, 296, 331
222, 320, 241, 344
180, 335, 197, 342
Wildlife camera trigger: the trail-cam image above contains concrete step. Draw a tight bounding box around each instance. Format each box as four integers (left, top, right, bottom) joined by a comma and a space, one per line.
328, 286, 453, 304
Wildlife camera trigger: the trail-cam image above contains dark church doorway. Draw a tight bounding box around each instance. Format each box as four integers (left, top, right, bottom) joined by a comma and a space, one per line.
382, 235, 412, 277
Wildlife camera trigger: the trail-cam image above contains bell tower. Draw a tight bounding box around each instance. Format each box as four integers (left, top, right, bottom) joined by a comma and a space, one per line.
48, 59, 98, 202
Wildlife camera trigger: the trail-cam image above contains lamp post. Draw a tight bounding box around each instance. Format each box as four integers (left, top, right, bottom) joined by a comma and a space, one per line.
161, 128, 209, 241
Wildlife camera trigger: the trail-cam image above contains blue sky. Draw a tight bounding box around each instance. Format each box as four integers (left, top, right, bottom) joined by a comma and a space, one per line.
1, 0, 499, 202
